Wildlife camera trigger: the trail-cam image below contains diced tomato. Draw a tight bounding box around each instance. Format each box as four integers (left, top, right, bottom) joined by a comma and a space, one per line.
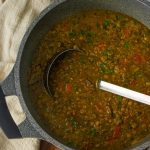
112, 125, 121, 139
130, 80, 137, 87
107, 125, 121, 145
97, 43, 106, 51
123, 28, 131, 38
66, 83, 73, 93
133, 53, 145, 64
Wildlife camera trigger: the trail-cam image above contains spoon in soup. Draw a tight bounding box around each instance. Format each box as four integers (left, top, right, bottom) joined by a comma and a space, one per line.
43, 49, 150, 105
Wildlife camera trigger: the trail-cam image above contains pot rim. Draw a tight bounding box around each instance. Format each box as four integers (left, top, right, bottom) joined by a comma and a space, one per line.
14, 0, 150, 150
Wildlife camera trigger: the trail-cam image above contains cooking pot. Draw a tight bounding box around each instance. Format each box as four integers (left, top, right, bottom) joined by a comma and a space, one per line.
0, 0, 150, 149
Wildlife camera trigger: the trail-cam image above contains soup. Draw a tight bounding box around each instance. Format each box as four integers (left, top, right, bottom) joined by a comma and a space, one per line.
28, 10, 150, 150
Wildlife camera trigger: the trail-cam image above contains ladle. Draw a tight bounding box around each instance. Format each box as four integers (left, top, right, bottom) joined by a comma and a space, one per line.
43, 49, 150, 105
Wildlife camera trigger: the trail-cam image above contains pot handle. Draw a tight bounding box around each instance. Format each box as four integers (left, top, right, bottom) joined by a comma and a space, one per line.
0, 68, 21, 138
0, 68, 42, 139
18, 118, 42, 138
1, 68, 16, 96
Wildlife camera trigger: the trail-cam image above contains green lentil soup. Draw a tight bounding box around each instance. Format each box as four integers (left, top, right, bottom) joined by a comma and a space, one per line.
28, 10, 150, 150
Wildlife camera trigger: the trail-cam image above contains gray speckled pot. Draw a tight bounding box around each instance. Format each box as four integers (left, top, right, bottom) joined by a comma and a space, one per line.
1, 0, 150, 150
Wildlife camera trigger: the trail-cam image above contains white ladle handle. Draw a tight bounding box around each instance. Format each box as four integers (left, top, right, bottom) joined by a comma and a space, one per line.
99, 81, 150, 105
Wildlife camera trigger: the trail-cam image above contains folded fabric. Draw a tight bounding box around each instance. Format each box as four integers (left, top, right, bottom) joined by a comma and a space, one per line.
0, 0, 53, 150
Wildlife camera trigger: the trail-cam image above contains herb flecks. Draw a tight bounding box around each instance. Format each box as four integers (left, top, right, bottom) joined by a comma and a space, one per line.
117, 96, 123, 111
124, 41, 129, 49
89, 128, 97, 137
70, 117, 78, 128
100, 63, 114, 74
103, 19, 110, 29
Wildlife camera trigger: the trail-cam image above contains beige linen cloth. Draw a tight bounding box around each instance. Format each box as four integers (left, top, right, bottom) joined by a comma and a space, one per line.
0, 0, 54, 150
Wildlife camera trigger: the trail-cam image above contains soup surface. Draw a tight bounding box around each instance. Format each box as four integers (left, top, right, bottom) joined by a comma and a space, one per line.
28, 10, 150, 150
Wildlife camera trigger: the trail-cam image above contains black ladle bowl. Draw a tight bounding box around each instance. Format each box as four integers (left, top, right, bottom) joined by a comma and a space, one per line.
43, 49, 81, 96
